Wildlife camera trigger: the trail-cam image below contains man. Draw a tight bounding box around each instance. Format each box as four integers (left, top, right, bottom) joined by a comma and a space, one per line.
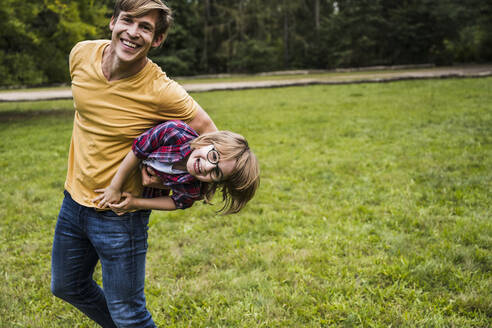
50, 1, 217, 327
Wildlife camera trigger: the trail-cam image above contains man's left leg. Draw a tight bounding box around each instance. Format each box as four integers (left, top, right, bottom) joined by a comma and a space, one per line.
88, 209, 156, 328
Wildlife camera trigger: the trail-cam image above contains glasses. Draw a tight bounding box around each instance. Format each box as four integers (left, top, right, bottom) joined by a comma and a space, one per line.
207, 146, 223, 182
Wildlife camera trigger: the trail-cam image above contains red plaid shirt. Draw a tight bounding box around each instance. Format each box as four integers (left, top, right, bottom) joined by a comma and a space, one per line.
132, 120, 203, 209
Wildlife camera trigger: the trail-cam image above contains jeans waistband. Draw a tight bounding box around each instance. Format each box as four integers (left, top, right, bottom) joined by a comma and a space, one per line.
63, 190, 151, 218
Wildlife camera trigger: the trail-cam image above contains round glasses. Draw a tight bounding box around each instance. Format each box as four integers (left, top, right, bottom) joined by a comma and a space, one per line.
207, 146, 223, 182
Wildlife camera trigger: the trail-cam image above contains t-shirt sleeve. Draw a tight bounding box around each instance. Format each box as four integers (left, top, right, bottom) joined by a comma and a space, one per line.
69, 41, 86, 79
157, 80, 199, 122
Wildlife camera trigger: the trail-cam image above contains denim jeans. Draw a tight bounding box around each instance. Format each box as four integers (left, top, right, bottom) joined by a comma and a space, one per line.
51, 191, 156, 328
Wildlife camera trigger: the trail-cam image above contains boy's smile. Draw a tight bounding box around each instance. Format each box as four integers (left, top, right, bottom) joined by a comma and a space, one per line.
187, 145, 236, 183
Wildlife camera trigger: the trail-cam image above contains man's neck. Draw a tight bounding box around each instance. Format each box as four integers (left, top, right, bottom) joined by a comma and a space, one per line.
101, 45, 148, 81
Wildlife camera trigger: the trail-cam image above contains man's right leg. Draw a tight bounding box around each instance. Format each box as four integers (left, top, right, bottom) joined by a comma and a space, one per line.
51, 191, 117, 328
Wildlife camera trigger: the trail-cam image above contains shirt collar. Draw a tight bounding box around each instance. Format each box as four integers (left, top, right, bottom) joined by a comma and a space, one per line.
179, 142, 193, 161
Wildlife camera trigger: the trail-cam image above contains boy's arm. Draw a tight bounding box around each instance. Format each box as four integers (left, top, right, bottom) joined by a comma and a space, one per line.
109, 192, 177, 214
109, 151, 140, 190
93, 151, 140, 208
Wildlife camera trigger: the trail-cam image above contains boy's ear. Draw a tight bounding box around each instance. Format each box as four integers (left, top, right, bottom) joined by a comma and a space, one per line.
152, 33, 165, 48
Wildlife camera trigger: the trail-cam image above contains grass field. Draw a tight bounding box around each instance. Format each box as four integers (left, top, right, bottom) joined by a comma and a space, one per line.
0, 78, 491, 327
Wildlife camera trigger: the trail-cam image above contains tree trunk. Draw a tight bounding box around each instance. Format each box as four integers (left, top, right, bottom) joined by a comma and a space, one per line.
315, 0, 320, 31
283, 0, 289, 68
201, 0, 210, 71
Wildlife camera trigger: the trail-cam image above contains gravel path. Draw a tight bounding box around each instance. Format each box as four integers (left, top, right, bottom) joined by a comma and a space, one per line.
1, 64, 491, 102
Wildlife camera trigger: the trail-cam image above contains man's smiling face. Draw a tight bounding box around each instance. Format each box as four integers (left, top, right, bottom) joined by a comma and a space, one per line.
109, 9, 163, 65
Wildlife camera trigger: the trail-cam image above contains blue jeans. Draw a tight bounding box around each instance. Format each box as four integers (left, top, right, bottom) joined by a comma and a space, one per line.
51, 191, 155, 328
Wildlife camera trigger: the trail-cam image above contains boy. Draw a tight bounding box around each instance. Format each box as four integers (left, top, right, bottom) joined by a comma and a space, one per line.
94, 120, 260, 214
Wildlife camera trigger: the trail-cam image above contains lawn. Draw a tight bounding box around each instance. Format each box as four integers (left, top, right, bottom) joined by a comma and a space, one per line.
0, 78, 490, 327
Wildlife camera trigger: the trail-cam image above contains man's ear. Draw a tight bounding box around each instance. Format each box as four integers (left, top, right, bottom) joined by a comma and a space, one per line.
152, 33, 165, 48
109, 16, 115, 31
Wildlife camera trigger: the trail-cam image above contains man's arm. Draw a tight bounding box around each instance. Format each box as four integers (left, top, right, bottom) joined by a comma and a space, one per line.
188, 105, 218, 134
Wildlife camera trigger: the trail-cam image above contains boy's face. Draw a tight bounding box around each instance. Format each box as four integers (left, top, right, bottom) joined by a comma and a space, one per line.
109, 9, 163, 65
186, 145, 236, 183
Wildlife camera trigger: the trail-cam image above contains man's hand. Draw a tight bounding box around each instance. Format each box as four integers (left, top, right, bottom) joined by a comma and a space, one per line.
93, 186, 122, 209
141, 165, 164, 188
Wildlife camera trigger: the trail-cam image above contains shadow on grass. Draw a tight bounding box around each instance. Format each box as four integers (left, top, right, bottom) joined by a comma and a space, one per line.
0, 109, 74, 122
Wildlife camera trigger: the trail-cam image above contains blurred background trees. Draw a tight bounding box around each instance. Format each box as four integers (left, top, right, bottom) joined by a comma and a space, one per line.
1, 0, 491, 87
0, 0, 111, 86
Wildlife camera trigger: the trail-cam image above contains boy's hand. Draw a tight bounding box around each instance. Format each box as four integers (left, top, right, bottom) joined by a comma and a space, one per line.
93, 187, 122, 209
109, 192, 136, 215
141, 165, 163, 188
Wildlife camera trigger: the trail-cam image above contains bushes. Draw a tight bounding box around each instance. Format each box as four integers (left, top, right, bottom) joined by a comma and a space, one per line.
0, 51, 45, 86
0, 0, 109, 87
1, 0, 492, 86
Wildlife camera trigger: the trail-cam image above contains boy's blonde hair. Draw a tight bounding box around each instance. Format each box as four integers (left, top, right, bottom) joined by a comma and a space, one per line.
113, 0, 173, 42
190, 131, 260, 214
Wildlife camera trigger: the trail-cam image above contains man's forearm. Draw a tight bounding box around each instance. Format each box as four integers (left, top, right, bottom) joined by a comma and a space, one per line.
188, 105, 218, 134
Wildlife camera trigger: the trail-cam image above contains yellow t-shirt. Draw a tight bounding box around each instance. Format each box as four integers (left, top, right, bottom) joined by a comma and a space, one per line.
65, 40, 198, 207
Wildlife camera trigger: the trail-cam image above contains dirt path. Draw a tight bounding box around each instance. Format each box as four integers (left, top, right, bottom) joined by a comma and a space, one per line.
1, 64, 491, 102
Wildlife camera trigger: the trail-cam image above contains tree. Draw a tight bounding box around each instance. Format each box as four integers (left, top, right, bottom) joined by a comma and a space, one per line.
0, 0, 109, 87
1, 0, 491, 85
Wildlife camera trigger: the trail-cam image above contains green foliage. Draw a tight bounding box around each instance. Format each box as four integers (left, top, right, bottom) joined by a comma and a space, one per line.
125, 0, 492, 75
0, 0, 110, 87
0, 51, 45, 86
228, 39, 281, 73
159, 0, 492, 73
0, 78, 491, 326
442, 0, 492, 63
1, 0, 492, 85
151, 55, 192, 77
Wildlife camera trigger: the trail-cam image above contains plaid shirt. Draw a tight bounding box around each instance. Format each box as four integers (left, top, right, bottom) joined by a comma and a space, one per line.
132, 120, 203, 209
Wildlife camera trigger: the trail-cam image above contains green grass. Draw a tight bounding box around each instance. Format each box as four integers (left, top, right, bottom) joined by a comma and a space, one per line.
0, 78, 490, 327
0, 99, 74, 114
